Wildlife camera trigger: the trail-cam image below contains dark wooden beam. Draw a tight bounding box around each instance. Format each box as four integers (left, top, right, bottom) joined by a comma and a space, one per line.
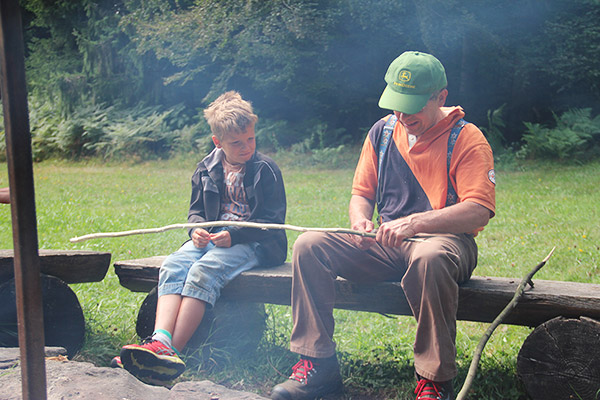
0, 1, 47, 399
114, 258, 600, 328
0, 249, 112, 284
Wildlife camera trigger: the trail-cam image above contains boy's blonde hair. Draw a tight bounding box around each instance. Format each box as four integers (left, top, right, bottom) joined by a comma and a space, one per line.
203, 91, 258, 140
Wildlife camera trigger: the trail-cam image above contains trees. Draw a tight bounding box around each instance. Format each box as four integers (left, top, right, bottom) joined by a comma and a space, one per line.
5, 0, 599, 160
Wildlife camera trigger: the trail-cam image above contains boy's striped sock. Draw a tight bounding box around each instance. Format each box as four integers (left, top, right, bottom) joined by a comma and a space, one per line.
152, 329, 177, 352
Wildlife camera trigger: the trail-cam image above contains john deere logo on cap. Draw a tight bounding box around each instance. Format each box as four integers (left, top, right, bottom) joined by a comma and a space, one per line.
393, 69, 416, 89
399, 70, 411, 82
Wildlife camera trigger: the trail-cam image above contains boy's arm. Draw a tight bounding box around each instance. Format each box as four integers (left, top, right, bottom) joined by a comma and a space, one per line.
186, 166, 208, 237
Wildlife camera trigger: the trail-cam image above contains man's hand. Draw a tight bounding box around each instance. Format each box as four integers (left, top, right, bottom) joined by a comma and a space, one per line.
376, 217, 416, 248
209, 230, 232, 248
191, 228, 211, 248
350, 218, 377, 250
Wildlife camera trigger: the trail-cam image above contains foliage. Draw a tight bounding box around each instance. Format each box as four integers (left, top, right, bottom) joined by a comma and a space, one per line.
24, 0, 145, 113
481, 104, 507, 154
537, 1, 600, 97
25, 99, 202, 160
11, 0, 600, 161
521, 108, 600, 162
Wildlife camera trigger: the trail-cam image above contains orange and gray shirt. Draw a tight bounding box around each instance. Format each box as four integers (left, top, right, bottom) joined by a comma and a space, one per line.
352, 106, 495, 231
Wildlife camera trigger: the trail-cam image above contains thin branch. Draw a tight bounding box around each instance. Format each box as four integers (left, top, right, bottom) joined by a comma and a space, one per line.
70, 221, 427, 243
456, 247, 556, 400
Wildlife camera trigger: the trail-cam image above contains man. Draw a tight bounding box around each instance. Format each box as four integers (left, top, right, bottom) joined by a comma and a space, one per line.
271, 51, 495, 400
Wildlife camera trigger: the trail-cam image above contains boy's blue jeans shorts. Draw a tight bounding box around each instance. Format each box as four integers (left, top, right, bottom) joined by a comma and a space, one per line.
158, 239, 261, 307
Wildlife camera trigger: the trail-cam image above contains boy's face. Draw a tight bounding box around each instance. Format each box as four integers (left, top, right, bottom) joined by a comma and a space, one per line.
212, 123, 256, 165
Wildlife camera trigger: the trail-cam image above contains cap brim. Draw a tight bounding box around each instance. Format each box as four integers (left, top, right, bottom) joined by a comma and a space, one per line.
378, 86, 430, 114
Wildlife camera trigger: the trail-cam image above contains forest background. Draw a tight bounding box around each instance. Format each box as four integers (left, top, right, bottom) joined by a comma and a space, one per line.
1, 0, 600, 163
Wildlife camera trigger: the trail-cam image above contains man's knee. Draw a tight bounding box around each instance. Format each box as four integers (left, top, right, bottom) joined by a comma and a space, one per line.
293, 231, 329, 255
406, 246, 461, 286
292, 231, 340, 279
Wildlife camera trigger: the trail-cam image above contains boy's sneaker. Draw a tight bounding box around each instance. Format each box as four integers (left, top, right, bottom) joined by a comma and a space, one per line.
111, 353, 171, 386
271, 355, 343, 400
120, 337, 186, 384
110, 356, 123, 368
415, 376, 454, 400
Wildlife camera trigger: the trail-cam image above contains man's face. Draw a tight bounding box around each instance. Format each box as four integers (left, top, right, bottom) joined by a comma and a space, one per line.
212, 124, 256, 165
394, 89, 447, 137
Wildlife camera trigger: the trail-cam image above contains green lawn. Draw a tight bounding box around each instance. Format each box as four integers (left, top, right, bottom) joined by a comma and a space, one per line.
1, 157, 598, 399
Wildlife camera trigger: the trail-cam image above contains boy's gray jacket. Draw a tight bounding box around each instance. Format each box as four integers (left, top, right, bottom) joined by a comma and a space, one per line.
187, 148, 287, 266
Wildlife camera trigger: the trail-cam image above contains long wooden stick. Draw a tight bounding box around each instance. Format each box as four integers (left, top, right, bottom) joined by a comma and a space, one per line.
69, 221, 415, 243
456, 247, 556, 400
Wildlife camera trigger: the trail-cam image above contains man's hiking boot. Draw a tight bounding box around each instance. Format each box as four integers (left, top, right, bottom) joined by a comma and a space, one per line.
271, 355, 343, 400
415, 375, 454, 400
120, 337, 185, 385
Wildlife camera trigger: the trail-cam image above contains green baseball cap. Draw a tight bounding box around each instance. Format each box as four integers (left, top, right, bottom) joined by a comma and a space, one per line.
378, 51, 447, 114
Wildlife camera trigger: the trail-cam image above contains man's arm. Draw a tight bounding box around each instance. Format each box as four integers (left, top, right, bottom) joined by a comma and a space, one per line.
348, 195, 377, 249
376, 201, 491, 248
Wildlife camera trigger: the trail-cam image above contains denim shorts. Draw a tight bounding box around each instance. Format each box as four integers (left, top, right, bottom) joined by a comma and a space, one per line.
158, 239, 261, 307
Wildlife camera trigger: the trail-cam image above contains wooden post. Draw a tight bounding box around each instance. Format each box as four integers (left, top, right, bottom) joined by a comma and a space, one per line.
0, 1, 47, 399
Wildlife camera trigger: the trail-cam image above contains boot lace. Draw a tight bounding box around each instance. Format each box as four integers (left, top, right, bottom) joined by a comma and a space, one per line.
289, 359, 314, 384
415, 378, 444, 400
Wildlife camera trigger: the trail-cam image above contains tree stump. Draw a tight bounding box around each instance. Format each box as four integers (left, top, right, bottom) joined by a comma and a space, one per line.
517, 316, 600, 400
136, 286, 266, 369
0, 274, 85, 357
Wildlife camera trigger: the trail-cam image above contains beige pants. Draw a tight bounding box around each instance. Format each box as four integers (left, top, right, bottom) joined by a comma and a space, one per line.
289, 231, 478, 382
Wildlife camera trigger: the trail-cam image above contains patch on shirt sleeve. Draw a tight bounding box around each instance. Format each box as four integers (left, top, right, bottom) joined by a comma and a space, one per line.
488, 169, 496, 185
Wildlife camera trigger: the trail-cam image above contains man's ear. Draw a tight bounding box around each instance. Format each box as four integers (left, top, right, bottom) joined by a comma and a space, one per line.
212, 135, 222, 148
437, 89, 448, 106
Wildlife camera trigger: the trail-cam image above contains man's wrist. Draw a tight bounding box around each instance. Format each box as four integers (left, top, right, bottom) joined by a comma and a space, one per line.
404, 215, 420, 237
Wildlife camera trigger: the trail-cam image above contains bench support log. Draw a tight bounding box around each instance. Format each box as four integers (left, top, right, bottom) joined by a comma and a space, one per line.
0, 275, 85, 357
0, 249, 111, 357
517, 316, 600, 400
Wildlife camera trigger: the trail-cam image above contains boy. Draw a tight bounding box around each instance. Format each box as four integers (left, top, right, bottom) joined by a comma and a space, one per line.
117, 91, 287, 385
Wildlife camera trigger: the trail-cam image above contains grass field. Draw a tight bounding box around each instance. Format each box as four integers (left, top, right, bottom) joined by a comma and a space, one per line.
1, 156, 599, 399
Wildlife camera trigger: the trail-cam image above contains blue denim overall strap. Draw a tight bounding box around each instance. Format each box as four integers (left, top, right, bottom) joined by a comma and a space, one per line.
445, 118, 468, 206
376, 116, 468, 207
376, 114, 397, 204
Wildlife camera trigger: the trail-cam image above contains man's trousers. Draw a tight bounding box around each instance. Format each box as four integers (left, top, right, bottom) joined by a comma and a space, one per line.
288, 231, 478, 382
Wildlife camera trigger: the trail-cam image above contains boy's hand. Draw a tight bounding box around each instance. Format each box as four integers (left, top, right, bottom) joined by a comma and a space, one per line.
209, 231, 231, 248
192, 228, 211, 248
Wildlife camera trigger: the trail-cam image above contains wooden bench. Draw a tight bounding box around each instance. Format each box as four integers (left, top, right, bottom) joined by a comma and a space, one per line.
0, 249, 111, 357
115, 256, 600, 400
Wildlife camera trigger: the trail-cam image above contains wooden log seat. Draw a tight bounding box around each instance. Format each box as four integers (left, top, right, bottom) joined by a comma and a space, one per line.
0, 250, 111, 356
114, 257, 600, 327
114, 256, 600, 393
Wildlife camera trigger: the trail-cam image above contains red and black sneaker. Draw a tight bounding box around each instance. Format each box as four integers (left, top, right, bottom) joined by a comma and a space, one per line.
120, 337, 185, 385
271, 355, 343, 400
110, 356, 123, 369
